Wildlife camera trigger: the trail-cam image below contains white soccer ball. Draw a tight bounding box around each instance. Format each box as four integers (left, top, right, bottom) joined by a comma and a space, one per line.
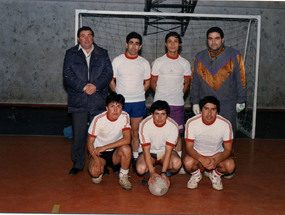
148, 176, 169, 196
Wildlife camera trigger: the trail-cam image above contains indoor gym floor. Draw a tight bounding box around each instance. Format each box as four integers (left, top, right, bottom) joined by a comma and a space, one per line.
0, 107, 285, 214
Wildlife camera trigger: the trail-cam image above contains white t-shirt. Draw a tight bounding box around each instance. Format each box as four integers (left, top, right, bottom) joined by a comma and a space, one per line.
151, 53, 191, 105
138, 115, 179, 154
88, 111, 131, 151
184, 114, 233, 156
112, 53, 151, 102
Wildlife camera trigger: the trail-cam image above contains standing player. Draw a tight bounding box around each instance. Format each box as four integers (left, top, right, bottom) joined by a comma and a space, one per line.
87, 92, 132, 190
191, 26, 247, 135
151, 32, 191, 174
183, 96, 235, 191
110, 32, 151, 172
136, 100, 182, 187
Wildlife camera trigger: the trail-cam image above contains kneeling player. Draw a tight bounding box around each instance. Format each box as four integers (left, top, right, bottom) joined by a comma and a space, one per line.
87, 92, 132, 190
183, 96, 235, 191
136, 100, 182, 187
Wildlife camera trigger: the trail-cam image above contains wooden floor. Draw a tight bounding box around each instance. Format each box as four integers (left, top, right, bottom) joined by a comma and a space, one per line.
0, 135, 285, 214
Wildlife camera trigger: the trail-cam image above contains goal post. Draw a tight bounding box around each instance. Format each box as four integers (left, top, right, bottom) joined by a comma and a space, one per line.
74, 9, 261, 139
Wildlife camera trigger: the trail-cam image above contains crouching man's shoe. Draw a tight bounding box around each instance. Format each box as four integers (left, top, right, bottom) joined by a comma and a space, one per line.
119, 174, 132, 190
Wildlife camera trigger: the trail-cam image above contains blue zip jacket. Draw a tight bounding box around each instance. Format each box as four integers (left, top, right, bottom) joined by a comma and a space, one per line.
63, 43, 113, 116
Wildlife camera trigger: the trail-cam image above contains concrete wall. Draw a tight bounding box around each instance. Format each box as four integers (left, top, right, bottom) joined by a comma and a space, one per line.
0, 0, 284, 109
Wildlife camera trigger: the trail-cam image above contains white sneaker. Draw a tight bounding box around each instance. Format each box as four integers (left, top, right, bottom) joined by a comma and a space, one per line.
119, 174, 132, 190
223, 172, 235, 179
187, 172, 202, 189
209, 172, 223, 191
91, 174, 103, 184
179, 166, 186, 175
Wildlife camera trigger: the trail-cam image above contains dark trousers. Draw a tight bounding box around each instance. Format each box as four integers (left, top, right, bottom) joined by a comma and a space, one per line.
71, 112, 94, 169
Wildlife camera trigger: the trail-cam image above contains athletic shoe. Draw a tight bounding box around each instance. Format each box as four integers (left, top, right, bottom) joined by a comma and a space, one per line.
223, 172, 235, 179
142, 172, 150, 186
187, 172, 202, 189
91, 174, 103, 184
119, 174, 132, 190
178, 166, 187, 175
205, 170, 235, 179
209, 172, 223, 191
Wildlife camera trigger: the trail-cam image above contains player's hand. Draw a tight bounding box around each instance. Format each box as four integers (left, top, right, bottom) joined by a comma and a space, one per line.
207, 158, 218, 170
95, 146, 106, 155
193, 104, 200, 115
148, 172, 160, 185
201, 157, 214, 170
161, 173, 171, 187
90, 162, 103, 177
236, 103, 245, 112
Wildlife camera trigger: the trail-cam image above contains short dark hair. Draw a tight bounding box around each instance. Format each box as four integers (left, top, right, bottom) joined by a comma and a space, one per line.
199, 96, 220, 113
106, 92, 125, 108
165, 31, 182, 44
126, 32, 142, 45
77, 26, 94, 38
206, 27, 224, 39
150, 100, 170, 115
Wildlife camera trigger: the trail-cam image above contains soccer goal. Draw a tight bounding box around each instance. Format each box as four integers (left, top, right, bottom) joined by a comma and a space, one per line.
74, 10, 261, 139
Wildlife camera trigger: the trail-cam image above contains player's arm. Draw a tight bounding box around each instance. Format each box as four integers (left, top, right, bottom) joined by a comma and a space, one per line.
142, 144, 159, 184
96, 128, 131, 153
236, 54, 247, 103
150, 76, 158, 92
87, 135, 104, 175
160, 144, 173, 186
161, 144, 173, 173
190, 57, 201, 105
142, 145, 155, 175
144, 79, 150, 92
183, 76, 191, 94
87, 135, 97, 157
109, 78, 116, 92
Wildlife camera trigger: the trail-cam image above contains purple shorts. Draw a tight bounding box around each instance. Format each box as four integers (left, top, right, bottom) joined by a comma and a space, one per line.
169, 105, 184, 134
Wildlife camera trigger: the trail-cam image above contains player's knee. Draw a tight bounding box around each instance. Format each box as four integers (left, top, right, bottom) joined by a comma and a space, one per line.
171, 157, 182, 172
183, 155, 195, 170
225, 159, 235, 173
136, 164, 147, 175
120, 145, 132, 157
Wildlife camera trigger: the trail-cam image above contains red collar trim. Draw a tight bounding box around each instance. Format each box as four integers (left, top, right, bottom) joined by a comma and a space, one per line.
153, 119, 166, 127
202, 116, 216, 125
166, 53, 179, 60
124, 52, 138, 60
106, 113, 118, 122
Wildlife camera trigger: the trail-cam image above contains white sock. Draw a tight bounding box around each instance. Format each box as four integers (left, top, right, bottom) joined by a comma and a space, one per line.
119, 168, 129, 178
213, 169, 223, 177
133, 152, 138, 159
177, 151, 182, 157
191, 169, 200, 176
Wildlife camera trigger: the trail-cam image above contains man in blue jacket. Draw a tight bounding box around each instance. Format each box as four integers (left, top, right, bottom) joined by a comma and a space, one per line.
63, 26, 113, 175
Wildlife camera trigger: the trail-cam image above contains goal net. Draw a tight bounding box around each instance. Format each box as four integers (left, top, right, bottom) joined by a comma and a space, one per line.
75, 10, 261, 139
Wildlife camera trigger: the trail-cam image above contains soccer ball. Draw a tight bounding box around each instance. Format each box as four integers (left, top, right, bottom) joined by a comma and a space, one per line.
148, 176, 169, 196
